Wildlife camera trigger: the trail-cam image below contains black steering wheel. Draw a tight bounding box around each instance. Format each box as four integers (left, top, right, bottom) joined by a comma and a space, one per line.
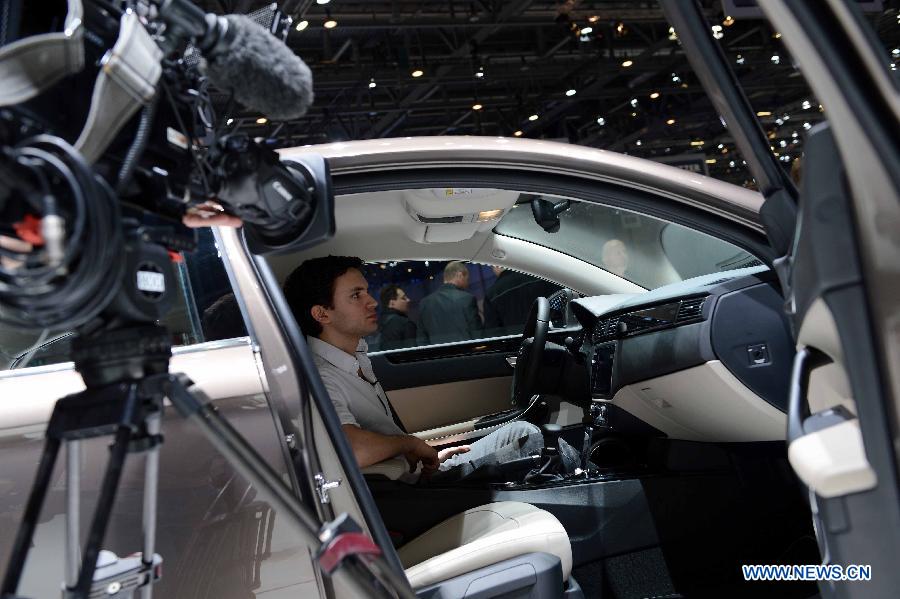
510, 296, 550, 406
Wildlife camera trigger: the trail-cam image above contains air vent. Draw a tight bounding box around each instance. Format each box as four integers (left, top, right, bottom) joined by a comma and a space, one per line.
676, 297, 706, 321
592, 317, 619, 342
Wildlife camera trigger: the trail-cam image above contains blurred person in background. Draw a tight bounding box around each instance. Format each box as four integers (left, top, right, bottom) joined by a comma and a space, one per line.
378, 284, 416, 350
417, 261, 482, 345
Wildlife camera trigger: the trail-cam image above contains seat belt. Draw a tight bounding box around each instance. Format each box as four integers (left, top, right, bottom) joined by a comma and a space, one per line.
358, 370, 409, 434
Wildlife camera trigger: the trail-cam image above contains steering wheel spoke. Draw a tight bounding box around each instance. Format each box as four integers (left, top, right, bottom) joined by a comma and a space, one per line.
510, 297, 550, 406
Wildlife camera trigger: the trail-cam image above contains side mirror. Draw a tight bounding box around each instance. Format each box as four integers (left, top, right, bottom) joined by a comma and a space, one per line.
531, 198, 570, 233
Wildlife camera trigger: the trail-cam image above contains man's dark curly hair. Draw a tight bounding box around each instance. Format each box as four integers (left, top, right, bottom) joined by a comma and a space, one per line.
379, 284, 402, 309
283, 256, 365, 337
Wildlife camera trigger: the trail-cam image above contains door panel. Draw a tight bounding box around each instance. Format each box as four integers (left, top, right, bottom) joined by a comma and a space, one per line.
371, 330, 577, 435
389, 376, 511, 435
785, 123, 900, 596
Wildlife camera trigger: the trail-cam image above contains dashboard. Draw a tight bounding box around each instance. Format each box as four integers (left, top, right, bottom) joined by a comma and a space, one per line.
569, 267, 794, 442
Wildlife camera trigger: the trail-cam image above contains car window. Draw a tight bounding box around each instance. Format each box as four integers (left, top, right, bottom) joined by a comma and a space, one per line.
494, 196, 764, 290
0, 230, 246, 371
362, 260, 561, 352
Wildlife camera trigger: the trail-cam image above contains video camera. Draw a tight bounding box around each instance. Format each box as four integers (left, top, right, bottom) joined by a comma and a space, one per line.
0, 0, 333, 333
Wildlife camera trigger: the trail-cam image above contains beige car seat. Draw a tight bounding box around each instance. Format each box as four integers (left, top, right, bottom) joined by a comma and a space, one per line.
397, 501, 572, 589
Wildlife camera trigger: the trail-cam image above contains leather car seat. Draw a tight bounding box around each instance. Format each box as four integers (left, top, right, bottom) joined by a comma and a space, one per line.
396, 501, 572, 589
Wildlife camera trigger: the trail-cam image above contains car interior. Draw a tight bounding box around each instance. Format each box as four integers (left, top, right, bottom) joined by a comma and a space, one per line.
258, 184, 822, 598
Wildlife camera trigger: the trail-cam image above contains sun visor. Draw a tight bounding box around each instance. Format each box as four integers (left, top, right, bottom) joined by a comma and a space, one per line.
402, 187, 518, 243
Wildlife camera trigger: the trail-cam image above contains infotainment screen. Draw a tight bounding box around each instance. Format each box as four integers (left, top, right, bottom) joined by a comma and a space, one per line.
591, 343, 616, 397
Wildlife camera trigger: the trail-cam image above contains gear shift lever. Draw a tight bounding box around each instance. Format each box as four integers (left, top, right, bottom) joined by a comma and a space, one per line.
524, 424, 565, 484
542, 423, 562, 453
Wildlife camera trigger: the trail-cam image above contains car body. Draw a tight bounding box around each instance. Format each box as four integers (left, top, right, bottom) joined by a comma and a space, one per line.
1, 1, 898, 598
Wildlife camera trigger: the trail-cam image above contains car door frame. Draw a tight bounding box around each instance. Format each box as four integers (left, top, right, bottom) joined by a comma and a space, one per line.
663, 0, 900, 595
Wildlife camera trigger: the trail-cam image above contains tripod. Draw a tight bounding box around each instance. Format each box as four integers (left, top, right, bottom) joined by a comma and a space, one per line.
0, 322, 415, 599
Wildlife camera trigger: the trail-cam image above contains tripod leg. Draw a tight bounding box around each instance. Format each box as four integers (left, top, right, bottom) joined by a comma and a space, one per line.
0, 436, 62, 595
163, 374, 416, 599
140, 411, 161, 599
72, 425, 132, 594
66, 439, 82, 587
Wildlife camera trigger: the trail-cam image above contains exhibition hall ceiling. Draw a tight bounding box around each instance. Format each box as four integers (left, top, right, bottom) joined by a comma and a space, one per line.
203, 0, 900, 185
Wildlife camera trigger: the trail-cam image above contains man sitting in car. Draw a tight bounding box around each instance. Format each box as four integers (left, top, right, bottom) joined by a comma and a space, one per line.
283, 255, 544, 481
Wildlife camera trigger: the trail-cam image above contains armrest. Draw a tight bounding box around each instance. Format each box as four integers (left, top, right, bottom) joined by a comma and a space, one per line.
361, 455, 421, 484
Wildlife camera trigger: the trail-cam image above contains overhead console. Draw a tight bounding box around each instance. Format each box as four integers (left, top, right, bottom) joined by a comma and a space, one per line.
570, 268, 793, 442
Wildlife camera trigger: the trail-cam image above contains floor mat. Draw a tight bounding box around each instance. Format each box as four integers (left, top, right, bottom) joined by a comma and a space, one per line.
572, 546, 682, 599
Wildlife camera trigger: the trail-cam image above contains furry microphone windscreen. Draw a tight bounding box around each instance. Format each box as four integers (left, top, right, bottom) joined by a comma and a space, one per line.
204, 14, 314, 121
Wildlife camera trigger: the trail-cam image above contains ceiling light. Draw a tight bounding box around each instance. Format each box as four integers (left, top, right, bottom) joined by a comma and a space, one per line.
756, 110, 772, 117
316, 0, 330, 4
324, 19, 338, 29
893, 48, 900, 57
565, 88, 577, 97
596, 117, 605, 126
803, 121, 812, 130
621, 59, 633, 68
728, 160, 736, 167
650, 91, 660, 99
472, 103, 483, 111
690, 140, 704, 146
411, 69, 424, 77
477, 209, 504, 222
771, 54, 780, 65
631, 112, 637, 117
581, 27, 593, 35
792, 131, 799, 138
723, 16, 735, 27
588, 15, 599, 23
736, 54, 745, 65
666, 118, 675, 125
368, 79, 376, 88
668, 26, 677, 41
779, 139, 788, 148
513, 130, 523, 136
671, 73, 681, 83
775, 117, 784, 125
782, 113, 790, 121
630, 98, 639, 108
711, 25, 724, 40
705, 158, 717, 164
774, 32, 782, 39
226, 118, 234, 125
528, 114, 539, 121
615, 21, 627, 37
256, 117, 267, 124
475, 70, 484, 78
635, 140, 642, 146
295, 20, 309, 31
801, 99, 811, 110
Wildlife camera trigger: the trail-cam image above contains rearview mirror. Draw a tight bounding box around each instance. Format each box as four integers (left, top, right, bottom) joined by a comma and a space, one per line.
531, 198, 570, 233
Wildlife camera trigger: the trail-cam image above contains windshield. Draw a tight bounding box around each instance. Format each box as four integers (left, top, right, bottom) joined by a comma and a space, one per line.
495, 197, 764, 290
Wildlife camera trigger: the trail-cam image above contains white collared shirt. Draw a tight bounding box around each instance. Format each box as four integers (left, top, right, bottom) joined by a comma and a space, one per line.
308, 336, 405, 436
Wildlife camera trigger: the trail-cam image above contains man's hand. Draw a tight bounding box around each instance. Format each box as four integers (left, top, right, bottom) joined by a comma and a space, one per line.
182, 201, 243, 229
402, 435, 439, 474
438, 445, 471, 463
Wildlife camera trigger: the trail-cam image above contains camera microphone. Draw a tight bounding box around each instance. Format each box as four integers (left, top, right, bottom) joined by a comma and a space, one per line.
200, 14, 314, 121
